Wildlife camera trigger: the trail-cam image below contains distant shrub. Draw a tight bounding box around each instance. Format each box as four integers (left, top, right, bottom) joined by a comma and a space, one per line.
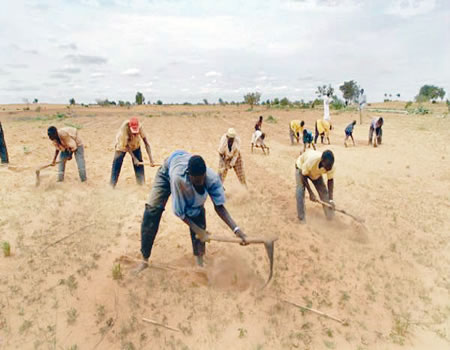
2, 241, 11, 257
408, 106, 430, 115
266, 115, 277, 123
405, 101, 413, 109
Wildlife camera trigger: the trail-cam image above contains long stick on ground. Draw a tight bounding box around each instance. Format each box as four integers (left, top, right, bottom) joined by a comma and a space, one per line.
314, 199, 365, 223
42, 223, 95, 252
142, 318, 180, 332
276, 297, 345, 324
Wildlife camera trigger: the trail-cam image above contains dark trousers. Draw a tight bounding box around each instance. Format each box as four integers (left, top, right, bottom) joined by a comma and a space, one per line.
0, 122, 9, 164
140, 162, 206, 260
110, 148, 145, 187
314, 122, 324, 144
295, 168, 334, 221
369, 126, 382, 144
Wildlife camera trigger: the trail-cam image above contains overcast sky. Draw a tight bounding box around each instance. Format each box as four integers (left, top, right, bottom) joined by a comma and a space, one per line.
0, 0, 449, 104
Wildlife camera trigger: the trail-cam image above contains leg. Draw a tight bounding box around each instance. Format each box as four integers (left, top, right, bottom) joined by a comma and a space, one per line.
0, 122, 9, 164
140, 165, 171, 260
132, 147, 145, 185
58, 151, 71, 182
314, 123, 319, 144
74, 145, 87, 182
110, 151, 126, 187
344, 135, 349, 147
311, 177, 334, 220
295, 169, 306, 222
233, 154, 246, 186
312, 142, 316, 150
289, 125, 295, 145
218, 157, 229, 183
368, 126, 374, 145
351, 134, 355, 146
320, 133, 324, 144
377, 128, 382, 145
189, 207, 206, 262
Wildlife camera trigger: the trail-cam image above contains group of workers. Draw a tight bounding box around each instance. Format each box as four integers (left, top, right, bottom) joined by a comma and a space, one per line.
0, 106, 384, 270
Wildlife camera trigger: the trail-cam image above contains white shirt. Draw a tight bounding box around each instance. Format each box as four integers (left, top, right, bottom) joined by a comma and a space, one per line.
323, 96, 331, 121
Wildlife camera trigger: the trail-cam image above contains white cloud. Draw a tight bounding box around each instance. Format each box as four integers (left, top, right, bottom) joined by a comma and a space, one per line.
121, 68, 141, 76
56, 65, 81, 74
65, 54, 107, 65
205, 71, 222, 77
90, 72, 105, 78
386, 0, 436, 18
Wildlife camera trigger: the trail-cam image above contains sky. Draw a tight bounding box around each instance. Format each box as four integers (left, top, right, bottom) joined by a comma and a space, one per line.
0, 0, 449, 104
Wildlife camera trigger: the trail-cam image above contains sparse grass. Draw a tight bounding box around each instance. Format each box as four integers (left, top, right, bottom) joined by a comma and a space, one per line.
390, 313, 411, 345
266, 115, 277, 123
96, 304, 106, 325
66, 345, 78, 350
112, 263, 123, 280
238, 327, 247, 338
19, 319, 32, 334
64, 122, 83, 129
323, 340, 336, 349
66, 307, 78, 325
59, 275, 78, 293
2, 241, 11, 257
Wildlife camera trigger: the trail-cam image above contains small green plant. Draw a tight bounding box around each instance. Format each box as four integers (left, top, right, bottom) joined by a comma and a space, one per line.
67, 308, 78, 325
266, 115, 277, 123
19, 320, 33, 334
238, 327, 247, 338
64, 122, 83, 129
112, 263, 123, 280
405, 101, 413, 109
2, 241, 11, 257
96, 304, 106, 324
67, 345, 79, 350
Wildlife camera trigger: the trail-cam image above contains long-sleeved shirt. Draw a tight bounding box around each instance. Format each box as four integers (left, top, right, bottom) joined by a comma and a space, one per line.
290, 120, 303, 135
316, 119, 331, 136
52, 127, 82, 152
167, 150, 225, 220
115, 120, 147, 152
296, 150, 335, 181
218, 134, 241, 166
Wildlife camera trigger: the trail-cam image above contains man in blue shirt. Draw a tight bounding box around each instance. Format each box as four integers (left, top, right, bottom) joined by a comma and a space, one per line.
137, 150, 247, 272
344, 120, 356, 147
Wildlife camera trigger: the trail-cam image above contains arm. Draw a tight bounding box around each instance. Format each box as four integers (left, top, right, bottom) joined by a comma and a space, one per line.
302, 175, 316, 201
214, 204, 247, 243
142, 137, 154, 165
327, 179, 334, 201
52, 149, 60, 165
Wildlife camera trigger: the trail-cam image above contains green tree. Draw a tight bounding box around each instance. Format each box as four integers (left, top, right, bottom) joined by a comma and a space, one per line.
135, 92, 145, 105
339, 80, 359, 103
280, 97, 290, 106
416, 85, 446, 102
243, 92, 261, 109
316, 84, 334, 97
272, 98, 279, 105
218, 98, 224, 105
203, 98, 209, 105
33, 98, 38, 104
118, 100, 125, 107
156, 100, 163, 105
69, 98, 76, 105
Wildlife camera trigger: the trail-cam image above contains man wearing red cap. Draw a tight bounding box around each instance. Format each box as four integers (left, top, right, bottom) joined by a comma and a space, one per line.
110, 117, 154, 187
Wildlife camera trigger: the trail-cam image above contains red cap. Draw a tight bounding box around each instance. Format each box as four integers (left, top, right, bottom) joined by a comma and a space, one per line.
129, 117, 139, 134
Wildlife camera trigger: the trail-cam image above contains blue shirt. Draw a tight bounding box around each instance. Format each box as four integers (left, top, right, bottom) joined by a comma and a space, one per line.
303, 129, 313, 143
345, 123, 355, 134
167, 150, 225, 219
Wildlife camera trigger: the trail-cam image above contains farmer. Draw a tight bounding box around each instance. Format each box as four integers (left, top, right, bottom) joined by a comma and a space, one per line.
289, 120, 305, 144
358, 88, 367, 124
251, 130, 269, 154
344, 120, 357, 147
302, 129, 316, 152
323, 93, 332, 122
255, 116, 263, 131
295, 149, 335, 223
136, 151, 247, 271
368, 117, 383, 147
314, 119, 331, 145
110, 117, 154, 187
47, 126, 86, 182
218, 128, 246, 186
0, 122, 8, 164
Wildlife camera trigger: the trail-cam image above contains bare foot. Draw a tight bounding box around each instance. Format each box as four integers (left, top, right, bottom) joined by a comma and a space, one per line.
133, 260, 148, 275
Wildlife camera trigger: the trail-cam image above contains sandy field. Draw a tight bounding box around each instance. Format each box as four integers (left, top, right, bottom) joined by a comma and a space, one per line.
0, 102, 449, 349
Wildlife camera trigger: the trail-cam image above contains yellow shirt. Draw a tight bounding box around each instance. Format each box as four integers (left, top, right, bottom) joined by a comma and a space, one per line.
115, 120, 147, 152
316, 119, 331, 136
53, 127, 82, 152
296, 150, 335, 180
290, 120, 303, 135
